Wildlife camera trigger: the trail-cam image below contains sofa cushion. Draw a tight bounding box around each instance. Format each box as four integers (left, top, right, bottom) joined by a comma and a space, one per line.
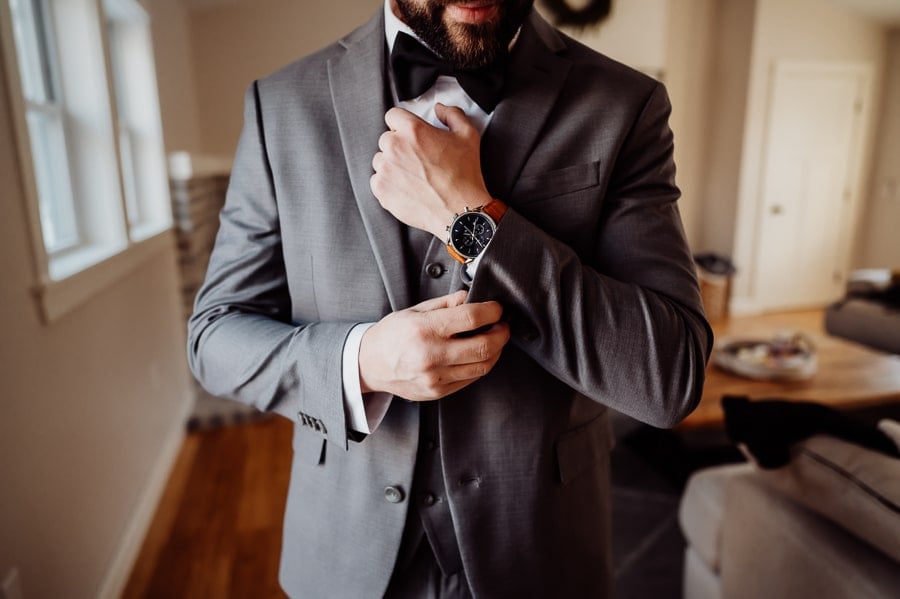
754, 434, 900, 563
679, 463, 755, 572
825, 297, 900, 354
721, 473, 900, 599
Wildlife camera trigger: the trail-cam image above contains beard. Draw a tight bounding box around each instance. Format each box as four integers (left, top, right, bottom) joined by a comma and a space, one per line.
395, 0, 534, 70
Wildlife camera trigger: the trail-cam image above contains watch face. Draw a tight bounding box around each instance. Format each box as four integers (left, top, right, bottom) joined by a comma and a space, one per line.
450, 212, 495, 259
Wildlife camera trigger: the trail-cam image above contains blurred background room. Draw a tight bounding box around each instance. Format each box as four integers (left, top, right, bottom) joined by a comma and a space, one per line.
1, 0, 898, 597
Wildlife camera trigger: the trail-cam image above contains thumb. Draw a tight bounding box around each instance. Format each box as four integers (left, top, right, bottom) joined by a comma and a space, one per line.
411, 289, 468, 313
435, 103, 473, 135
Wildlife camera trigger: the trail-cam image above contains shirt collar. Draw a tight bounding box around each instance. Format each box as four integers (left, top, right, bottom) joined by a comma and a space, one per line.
384, 0, 421, 54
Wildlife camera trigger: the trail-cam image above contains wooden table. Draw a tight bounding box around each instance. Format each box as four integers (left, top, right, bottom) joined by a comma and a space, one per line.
678, 310, 900, 429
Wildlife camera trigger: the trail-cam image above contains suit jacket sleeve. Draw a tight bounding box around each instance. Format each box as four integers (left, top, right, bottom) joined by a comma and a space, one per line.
468, 82, 713, 428
187, 82, 354, 448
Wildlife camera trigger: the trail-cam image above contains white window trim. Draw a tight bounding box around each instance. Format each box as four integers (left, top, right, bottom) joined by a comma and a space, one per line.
0, 0, 174, 324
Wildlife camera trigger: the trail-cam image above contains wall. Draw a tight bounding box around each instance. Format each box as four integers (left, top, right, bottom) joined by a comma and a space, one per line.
0, 2, 195, 597
547, 0, 670, 76
720, 0, 887, 309
662, 0, 717, 247
698, 0, 756, 256
856, 29, 900, 268
188, 0, 382, 155
146, 0, 203, 153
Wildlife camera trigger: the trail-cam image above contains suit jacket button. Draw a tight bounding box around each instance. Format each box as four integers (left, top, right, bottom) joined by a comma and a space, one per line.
422, 493, 437, 507
384, 486, 405, 503
426, 262, 445, 278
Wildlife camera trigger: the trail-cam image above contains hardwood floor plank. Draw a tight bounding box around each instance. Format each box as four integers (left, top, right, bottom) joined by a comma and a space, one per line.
123, 433, 201, 598
125, 417, 292, 598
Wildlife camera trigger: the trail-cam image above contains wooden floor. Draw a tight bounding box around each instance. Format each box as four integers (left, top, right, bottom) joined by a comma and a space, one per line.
123, 417, 292, 598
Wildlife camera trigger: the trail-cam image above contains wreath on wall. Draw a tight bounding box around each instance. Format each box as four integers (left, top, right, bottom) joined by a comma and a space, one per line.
540, 0, 613, 29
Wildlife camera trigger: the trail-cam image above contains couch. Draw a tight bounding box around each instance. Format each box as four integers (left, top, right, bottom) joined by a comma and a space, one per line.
679, 430, 900, 599
825, 269, 900, 354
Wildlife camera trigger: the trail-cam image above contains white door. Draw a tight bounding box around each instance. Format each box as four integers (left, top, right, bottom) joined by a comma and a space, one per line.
753, 62, 871, 312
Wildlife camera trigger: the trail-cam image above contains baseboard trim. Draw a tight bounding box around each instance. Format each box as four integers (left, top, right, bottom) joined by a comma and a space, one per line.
97, 392, 193, 599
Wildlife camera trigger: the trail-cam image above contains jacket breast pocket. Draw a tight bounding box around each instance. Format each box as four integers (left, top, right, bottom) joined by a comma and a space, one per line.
509, 161, 603, 251
511, 161, 601, 204
555, 411, 615, 485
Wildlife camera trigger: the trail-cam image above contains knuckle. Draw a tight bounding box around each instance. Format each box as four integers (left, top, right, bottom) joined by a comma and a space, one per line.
423, 371, 443, 390
418, 351, 438, 371
370, 174, 385, 196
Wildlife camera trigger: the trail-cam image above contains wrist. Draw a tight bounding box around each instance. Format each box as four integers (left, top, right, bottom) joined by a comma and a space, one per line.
357, 328, 379, 395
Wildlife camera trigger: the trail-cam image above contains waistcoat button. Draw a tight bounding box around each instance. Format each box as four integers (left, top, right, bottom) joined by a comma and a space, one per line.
426, 262, 445, 278
384, 486, 405, 503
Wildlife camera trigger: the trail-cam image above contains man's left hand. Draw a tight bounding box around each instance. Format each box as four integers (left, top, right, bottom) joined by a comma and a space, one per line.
371, 103, 493, 239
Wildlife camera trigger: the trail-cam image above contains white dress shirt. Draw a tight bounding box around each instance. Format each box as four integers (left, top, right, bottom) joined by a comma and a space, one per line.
340, 0, 497, 435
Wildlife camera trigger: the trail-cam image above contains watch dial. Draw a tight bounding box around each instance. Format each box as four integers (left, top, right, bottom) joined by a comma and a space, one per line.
451, 212, 495, 259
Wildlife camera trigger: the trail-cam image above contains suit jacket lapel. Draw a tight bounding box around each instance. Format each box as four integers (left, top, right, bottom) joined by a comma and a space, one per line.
481, 11, 572, 200
328, 12, 414, 312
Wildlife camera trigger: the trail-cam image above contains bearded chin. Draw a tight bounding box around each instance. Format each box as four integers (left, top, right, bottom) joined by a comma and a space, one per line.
397, 1, 532, 71
444, 21, 504, 70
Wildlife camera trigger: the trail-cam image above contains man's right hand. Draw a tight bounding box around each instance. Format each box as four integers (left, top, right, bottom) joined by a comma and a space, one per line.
358, 290, 511, 401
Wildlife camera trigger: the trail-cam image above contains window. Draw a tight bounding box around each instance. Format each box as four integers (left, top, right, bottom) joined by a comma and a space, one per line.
105, 0, 170, 241
2, 0, 172, 319
8, 0, 79, 254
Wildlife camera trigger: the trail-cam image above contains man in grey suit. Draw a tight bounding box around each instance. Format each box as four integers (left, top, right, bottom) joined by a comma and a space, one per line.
188, 0, 713, 596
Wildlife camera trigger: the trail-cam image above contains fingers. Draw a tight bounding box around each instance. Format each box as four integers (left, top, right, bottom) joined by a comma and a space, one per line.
384, 106, 425, 132
411, 290, 468, 313
427, 300, 504, 338
440, 322, 511, 368
413, 322, 511, 397
434, 103, 474, 136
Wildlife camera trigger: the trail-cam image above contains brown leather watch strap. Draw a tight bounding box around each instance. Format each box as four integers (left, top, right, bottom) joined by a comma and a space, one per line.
482, 199, 507, 223
447, 245, 468, 264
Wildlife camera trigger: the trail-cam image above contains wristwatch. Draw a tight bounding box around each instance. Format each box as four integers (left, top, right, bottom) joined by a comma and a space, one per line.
445, 199, 507, 264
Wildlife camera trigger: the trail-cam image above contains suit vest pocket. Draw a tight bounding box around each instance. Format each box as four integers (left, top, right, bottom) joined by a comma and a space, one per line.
555, 411, 614, 485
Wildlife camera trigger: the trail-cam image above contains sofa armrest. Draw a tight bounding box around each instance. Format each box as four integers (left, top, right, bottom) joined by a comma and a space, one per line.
753, 435, 900, 562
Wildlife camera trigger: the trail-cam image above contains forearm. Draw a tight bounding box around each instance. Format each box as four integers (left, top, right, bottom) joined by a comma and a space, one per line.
468, 208, 711, 428
188, 300, 357, 447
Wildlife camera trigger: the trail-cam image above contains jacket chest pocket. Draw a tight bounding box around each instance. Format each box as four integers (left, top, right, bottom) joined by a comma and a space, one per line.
508, 161, 604, 250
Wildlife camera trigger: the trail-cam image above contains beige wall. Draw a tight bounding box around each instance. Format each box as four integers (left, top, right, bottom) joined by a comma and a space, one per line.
856, 29, 900, 268
548, 0, 670, 75
0, 8, 193, 599
189, 0, 382, 155
698, 0, 757, 256
147, 0, 203, 153
728, 0, 887, 307
663, 0, 717, 247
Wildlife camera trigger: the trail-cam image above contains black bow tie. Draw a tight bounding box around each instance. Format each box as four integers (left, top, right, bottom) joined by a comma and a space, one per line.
390, 32, 505, 113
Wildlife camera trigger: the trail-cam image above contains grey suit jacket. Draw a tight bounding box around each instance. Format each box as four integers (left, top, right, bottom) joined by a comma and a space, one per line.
188, 8, 712, 598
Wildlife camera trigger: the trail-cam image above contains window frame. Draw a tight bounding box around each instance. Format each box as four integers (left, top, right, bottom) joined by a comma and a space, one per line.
1, 0, 173, 323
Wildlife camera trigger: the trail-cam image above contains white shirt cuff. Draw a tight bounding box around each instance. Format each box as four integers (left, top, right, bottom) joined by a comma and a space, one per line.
342, 322, 392, 434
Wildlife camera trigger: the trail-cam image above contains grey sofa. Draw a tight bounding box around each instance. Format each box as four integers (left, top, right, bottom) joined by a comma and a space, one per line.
679, 431, 900, 599
825, 269, 900, 354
